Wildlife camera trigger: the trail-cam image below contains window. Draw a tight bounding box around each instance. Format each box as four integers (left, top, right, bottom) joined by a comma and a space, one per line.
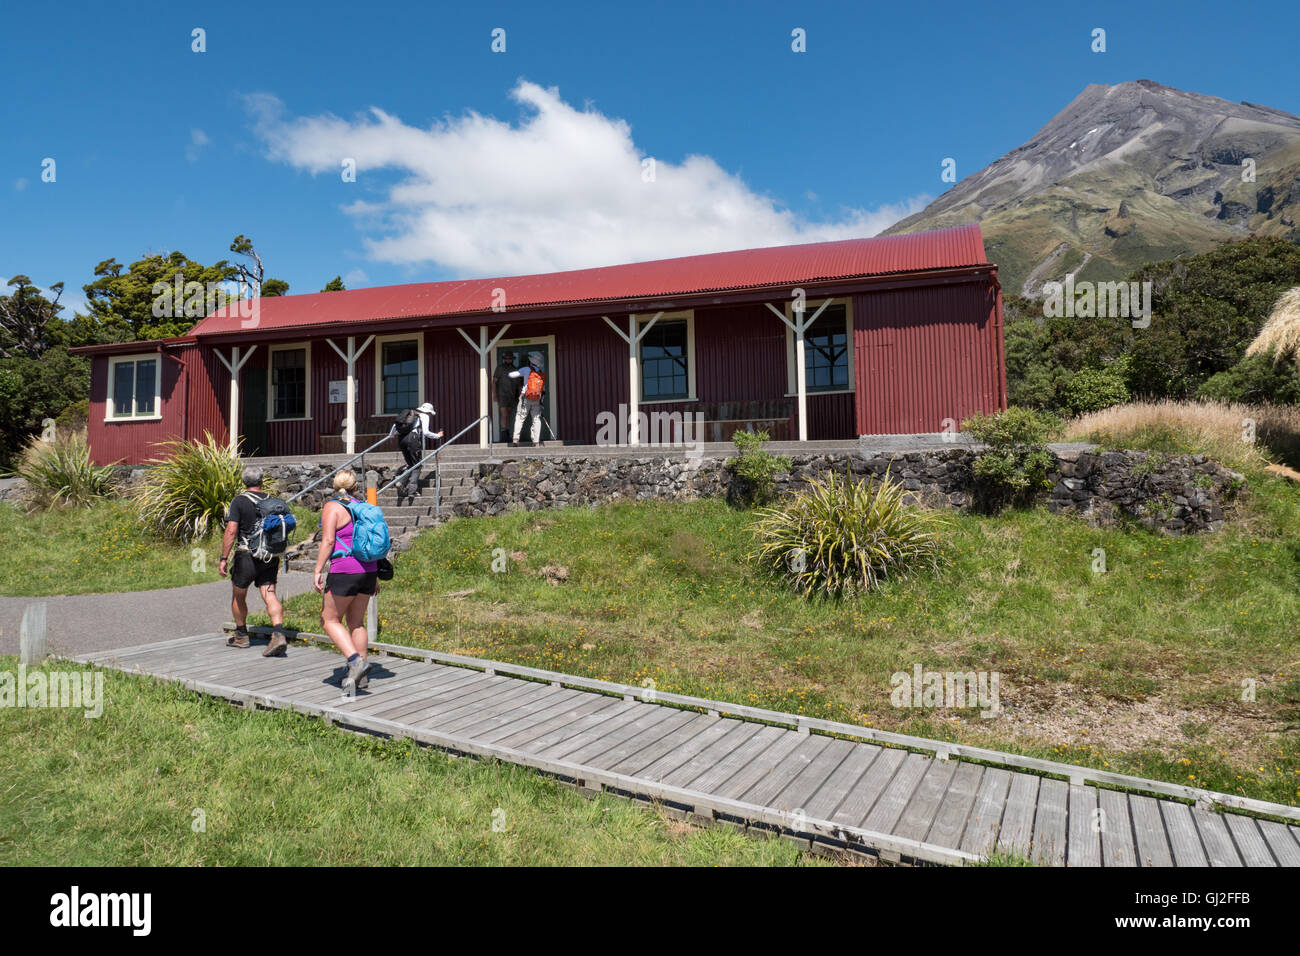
269, 345, 309, 420
381, 340, 419, 414
106, 355, 160, 420
375, 334, 425, 415
786, 300, 854, 394
638, 312, 695, 402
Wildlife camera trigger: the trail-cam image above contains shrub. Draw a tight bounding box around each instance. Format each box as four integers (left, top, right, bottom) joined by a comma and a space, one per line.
1060, 364, 1131, 415
14, 430, 116, 510
134, 432, 252, 542
1196, 354, 1300, 405
962, 407, 1063, 508
726, 430, 790, 507
750, 471, 948, 598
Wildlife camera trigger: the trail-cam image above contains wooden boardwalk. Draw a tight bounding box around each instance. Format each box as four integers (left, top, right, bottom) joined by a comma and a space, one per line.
72, 631, 1300, 867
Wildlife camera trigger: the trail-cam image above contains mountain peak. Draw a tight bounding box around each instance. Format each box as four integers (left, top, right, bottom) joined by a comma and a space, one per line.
883, 80, 1300, 294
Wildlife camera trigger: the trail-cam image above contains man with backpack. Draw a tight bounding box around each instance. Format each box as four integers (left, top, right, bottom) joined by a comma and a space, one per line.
491, 351, 522, 443
508, 351, 547, 447
219, 466, 291, 657
387, 401, 443, 499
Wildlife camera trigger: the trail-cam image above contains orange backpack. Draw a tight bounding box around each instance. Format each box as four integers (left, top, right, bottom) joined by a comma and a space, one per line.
523, 369, 546, 401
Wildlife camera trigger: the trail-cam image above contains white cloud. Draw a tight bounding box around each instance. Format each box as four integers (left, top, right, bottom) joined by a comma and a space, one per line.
186, 128, 211, 163
246, 82, 930, 277
343, 268, 368, 287
14, 178, 28, 192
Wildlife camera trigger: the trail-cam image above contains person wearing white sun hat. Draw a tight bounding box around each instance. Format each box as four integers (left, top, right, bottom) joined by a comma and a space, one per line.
508, 351, 547, 447
387, 401, 443, 498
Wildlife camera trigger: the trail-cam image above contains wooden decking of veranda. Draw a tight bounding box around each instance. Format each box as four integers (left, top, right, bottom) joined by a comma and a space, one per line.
70, 631, 1300, 867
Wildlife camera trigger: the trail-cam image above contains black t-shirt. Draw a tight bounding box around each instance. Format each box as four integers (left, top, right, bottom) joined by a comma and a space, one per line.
226, 490, 268, 542
495, 363, 521, 401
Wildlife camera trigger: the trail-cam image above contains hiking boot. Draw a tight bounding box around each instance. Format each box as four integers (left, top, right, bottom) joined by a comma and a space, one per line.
341, 675, 357, 698
226, 629, 250, 649
263, 631, 288, 657
346, 656, 371, 689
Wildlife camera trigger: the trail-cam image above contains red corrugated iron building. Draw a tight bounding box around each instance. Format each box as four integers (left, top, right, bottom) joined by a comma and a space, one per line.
77, 224, 1006, 464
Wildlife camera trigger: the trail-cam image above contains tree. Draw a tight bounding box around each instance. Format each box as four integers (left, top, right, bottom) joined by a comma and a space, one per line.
0, 276, 65, 358
321, 276, 345, 292
83, 251, 237, 341
0, 348, 89, 469
261, 278, 290, 298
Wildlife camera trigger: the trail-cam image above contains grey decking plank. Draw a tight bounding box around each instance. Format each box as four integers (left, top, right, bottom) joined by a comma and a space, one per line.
379, 674, 547, 725
1097, 789, 1137, 867
764, 738, 859, 816
831, 747, 904, 829
540, 704, 678, 763
495, 696, 630, 750
471, 693, 622, 747
666, 724, 785, 792
174, 650, 329, 688
728, 734, 832, 806
860, 752, 930, 834
434, 682, 566, 735
1223, 814, 1276, 867
323, 662, 482, 708
697, 729, 808, 802
570, 709, 698, 769
996, 773, 1040, 858
418, 678, 561, 731
893, 759, 958, 842
1130, 794, 1174, 867
960, 767, 1012, 857
601, 713, 720, 776
650, 720, 762, 787
1030, 778, 1069, 867
1192, 808, 1243, 867
926, 762, 985, 850
1258, 820, 1300, 866
440, 687, 591, 741
1066, 785, 1101, 868
632, 717, 744, 782
801, 742, 882, 822
1160, 801, 1209, 867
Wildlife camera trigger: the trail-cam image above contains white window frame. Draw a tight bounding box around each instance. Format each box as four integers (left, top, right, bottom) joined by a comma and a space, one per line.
374, 333, 426, 416
105, 353, 163, 421
267, 342, 312, 422
638, 310, 697, 405
784, 298, 855, 396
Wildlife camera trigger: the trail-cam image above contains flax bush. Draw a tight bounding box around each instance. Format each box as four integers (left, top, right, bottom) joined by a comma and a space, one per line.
750, 471, 948, 599
14, 431, 116, 510
134, 432, 252, 542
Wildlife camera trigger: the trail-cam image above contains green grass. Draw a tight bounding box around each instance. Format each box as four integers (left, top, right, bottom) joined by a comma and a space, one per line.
0, 498, 317, 596
0, 658, 825, 866
266, 478, 1300, 808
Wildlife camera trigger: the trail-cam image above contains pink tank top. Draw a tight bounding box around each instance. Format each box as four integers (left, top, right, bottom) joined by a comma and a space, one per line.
329, 497, 379, 574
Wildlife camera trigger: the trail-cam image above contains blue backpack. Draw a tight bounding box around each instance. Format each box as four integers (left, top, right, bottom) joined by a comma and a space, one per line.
330, 496, 391, 563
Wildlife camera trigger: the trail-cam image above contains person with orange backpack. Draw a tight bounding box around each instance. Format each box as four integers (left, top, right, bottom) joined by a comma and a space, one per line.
508, 351, 547, 447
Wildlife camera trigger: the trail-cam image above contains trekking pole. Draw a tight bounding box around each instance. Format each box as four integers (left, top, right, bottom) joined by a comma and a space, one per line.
540, 415, 558, 442
367, 591, 378, 650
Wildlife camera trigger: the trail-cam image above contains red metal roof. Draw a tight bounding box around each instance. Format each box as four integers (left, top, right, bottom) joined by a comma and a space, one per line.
188, 224, 988, 338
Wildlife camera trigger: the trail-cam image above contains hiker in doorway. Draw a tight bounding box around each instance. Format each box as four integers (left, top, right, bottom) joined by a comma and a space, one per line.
509, 351, 547, 447
491, 351, 522, 443
219, 466, 289, 657
313, 469, 378, 694
388, 401, 443, 499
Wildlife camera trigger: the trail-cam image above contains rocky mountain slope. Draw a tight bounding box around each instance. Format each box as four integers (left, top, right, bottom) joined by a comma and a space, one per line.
882, 80, 1300, 295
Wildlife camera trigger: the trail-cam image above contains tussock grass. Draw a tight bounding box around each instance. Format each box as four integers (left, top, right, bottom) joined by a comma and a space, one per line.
1246, 285, 1300, 366
1066, 399, 1300, 471
0, 658, 821, 866
14, 430, 116, 511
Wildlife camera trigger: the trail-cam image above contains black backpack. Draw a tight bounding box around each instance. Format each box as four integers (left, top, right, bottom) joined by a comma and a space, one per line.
394, 408, 419, 437
241, 492, 297, 561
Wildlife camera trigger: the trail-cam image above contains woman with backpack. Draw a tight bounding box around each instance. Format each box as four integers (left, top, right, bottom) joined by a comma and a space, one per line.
509, 351, 547, 447
313, 469, 379, 693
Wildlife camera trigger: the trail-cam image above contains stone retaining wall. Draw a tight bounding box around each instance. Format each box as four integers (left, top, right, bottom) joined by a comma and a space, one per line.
452, 445, 1244, 534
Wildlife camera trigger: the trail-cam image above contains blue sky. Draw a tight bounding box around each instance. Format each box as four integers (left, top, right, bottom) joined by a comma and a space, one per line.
2, 0, 1297, 315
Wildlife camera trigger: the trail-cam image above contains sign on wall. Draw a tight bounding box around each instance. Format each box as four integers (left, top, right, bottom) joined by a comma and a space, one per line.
328, 380, 347, 404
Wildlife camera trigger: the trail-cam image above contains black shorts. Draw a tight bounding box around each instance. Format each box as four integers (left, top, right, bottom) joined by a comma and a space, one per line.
325, 572, 377, 597
231, 552, 278, 589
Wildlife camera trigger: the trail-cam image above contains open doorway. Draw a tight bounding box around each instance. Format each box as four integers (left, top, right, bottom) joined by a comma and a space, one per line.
492, 336, 557, 444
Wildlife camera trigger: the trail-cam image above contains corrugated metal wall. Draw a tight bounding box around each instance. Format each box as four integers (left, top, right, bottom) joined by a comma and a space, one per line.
853, 279, 1004, 434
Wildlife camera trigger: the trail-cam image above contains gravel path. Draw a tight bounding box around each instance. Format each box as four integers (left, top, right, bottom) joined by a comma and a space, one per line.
0, 573, 317, 657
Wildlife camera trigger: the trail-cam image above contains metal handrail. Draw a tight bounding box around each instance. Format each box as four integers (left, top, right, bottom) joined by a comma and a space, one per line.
285, 432, 394, 505
377, 415, 487, 499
